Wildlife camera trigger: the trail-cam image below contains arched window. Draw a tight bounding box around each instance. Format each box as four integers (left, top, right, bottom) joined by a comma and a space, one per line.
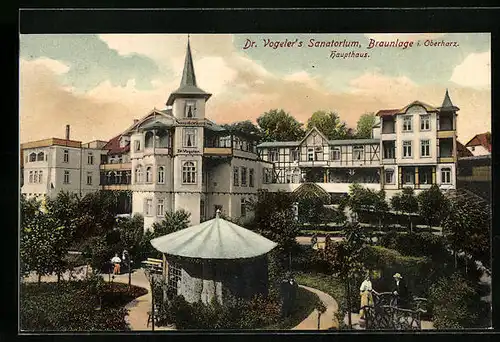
145, 131, 154, 148
37, 152, 44, 161
107, 171, 115, 184
158, 166, 165, 184
146, 166, 152, 183
182, 161, 197, 184
29, 153, 36, 162
135, 166, 143, 183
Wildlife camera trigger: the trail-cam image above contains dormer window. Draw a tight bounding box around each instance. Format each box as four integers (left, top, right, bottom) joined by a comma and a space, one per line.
403, 115, 412, 132
185, 101, 196, 118
134, 140, 141, 152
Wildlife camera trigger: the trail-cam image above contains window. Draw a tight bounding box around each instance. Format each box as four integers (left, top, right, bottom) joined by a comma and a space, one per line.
402, 141, 412, 158
63, 150, 69, 163
185, 101, 196, 118
167, 261, 182, 296
38, 170, 43, 183
403, 116, 412, 132
29, 171, 33, 183
420, 115, 430, 131
87, 172, 92, 185
88, 152, 94, 165
403, 170, 414, 184
182, 161, 197, 184
37, 152, 44, 161
383, 143, 395, 159
269, 149, 278, 162
135, 166, 143, 183
385, 170, 394, 184
64, 170, 70, 184
183, 128, 197, 147
158, 166, 165, 184
146, 166, 152, 183
471, 146, 475, 151
145, 131, 154, 148
241, 167, 247, 186
420, 170, 431, 184
249, 168, 254, 187
290, 149, 299, 161
29, 153, 36, 162
331, 147, 341, 161
241, 199, 247, 217
353, 146, 364, 160
157, 199, 164, 217
233, 167, 239, 186
116, 171, 122, 184
307, 148, 314, 161
34, 171, 38, 183
441, 168, 451, 184
134, 140, 141, 152
421, 140, 430, 157
145, 199, 153, 216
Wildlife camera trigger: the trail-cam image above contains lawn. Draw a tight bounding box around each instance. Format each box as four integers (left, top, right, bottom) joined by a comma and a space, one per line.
20, 279, 148, 331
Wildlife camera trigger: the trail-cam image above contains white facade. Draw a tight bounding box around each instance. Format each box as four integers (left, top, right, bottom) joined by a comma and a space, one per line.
21, 140, 104, 199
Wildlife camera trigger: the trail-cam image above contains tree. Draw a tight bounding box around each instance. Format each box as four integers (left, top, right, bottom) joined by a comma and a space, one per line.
222, 120, 264, 142
118, 214, 145, 287
151, 210, 191, 237
442, 194, 491, 271
257, 109, 305, 142
20, 194, 41, 228
325, 221, 367, 329
75, 191, 120, 241
355, 113, 376, 139
306, 110, 350, 140
399, 187, 419, 233
20, 211, 65, 283
417, 184, 450, 231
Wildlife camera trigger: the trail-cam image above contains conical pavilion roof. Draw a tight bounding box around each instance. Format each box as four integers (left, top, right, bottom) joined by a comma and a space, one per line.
150, 212, 277, 260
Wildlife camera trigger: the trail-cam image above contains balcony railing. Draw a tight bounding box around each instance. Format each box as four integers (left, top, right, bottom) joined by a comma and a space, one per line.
100, 163, 132, 170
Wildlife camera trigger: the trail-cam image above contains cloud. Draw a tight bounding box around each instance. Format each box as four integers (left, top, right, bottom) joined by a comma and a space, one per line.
24, 57, 70, 75
20, 36, 491, 147
450, 50, 491, 88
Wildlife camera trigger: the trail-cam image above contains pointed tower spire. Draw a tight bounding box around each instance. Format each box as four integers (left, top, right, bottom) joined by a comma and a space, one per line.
180, 35, 197, 87
166, 35, 212, 106
439, 88, 459, 112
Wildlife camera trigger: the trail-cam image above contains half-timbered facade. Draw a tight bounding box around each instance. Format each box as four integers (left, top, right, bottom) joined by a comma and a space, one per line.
257, 91, 458, 199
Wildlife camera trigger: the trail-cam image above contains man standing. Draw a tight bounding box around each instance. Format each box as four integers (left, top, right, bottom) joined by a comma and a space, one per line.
392, 273, 408, 308
111, 254, 122, 275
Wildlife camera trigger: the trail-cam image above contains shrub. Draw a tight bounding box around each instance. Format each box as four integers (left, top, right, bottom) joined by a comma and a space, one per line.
379, 232, 449, 262
428, 273, 484, 329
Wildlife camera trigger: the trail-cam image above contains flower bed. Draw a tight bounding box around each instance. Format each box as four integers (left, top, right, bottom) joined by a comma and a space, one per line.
20, 278, 148, 331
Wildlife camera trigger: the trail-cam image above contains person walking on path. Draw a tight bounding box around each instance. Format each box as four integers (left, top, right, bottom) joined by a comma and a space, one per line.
359, 272, 375, 320
392, 273, 409, 308
111, 254, 122, 275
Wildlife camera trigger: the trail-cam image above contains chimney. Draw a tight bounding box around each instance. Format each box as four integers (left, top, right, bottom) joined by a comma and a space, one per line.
65, 125, 70, 140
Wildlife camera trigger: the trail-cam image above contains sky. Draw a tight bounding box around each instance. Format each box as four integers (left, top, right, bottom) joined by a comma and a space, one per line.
20, 33, 491, 144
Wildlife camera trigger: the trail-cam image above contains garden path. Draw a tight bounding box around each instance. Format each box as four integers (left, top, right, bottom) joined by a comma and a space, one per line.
292, 285, 339, 330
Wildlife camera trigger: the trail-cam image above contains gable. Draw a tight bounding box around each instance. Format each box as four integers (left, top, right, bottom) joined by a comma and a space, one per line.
300, 127, 329, 148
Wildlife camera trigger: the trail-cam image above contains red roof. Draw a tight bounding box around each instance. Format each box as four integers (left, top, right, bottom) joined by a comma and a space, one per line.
457, 141, 473, 157
376, 109, 400, 117
465, 133, 491, 152
103, 135, 130, 155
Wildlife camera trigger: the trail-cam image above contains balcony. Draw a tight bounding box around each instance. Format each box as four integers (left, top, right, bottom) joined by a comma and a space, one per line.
100, 163, 132, 171
102, 184, 131, 191
203, 147, 232, 156
437, 130, 455, 138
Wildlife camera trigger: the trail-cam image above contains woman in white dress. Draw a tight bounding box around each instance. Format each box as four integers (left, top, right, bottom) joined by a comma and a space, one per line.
359, 272, 375, 320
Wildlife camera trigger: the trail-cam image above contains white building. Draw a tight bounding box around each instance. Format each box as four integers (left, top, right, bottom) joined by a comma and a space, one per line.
20, 38, 462, 229
257, 90, 459, 200
118, 39, 269, 229
464, 132, 491, 156
21, 125, 107, 199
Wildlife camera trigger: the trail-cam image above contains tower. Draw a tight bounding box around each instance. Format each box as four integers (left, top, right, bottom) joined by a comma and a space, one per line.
168, 36, 212, 225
